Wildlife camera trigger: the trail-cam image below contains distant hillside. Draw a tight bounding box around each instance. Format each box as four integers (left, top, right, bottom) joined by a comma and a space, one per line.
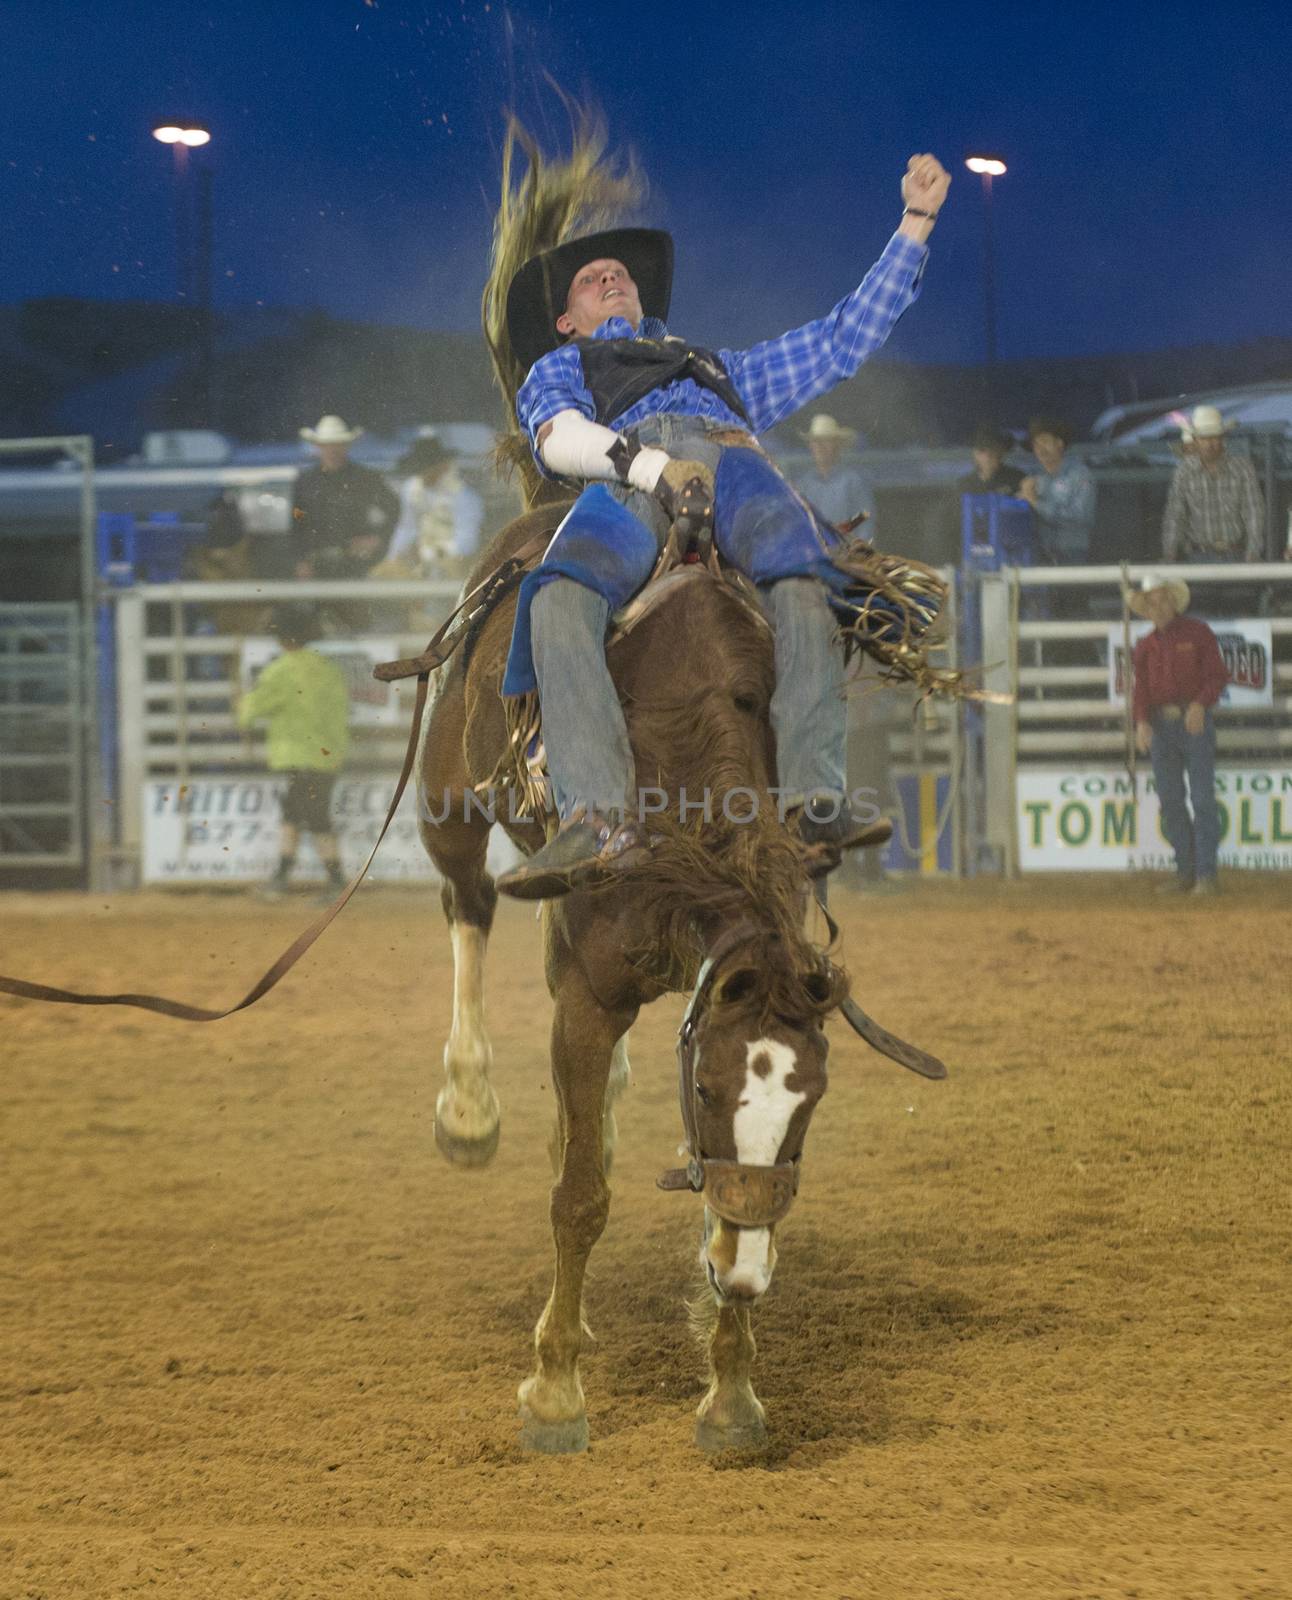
2, 298, 1289, 451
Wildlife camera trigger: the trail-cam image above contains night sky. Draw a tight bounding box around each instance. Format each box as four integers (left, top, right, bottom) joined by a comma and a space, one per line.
4, 0, 1290, 367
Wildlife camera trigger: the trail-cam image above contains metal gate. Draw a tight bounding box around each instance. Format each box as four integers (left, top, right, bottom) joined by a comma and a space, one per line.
0, 602, 84, 867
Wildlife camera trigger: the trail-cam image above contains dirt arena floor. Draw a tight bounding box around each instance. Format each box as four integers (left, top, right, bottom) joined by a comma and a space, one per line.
2, 876, 1289, 1599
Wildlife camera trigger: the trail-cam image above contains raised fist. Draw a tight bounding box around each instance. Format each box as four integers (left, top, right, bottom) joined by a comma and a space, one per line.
902, 154, 951, 214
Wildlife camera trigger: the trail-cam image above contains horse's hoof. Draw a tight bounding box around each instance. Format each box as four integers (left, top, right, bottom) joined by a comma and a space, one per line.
694, 1415, 767, 1453
434, 1115, 500, 1168
519, 1408, 589, 1454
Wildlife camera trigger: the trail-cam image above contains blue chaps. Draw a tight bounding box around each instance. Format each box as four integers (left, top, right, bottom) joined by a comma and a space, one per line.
502, 415, 850, 819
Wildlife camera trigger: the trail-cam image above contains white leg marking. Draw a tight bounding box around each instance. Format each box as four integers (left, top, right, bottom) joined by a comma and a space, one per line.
601, 1031, 631, 1171
447, 925, 491, 1076
606, 1031, 631, 1101
440, 924, 497, 1140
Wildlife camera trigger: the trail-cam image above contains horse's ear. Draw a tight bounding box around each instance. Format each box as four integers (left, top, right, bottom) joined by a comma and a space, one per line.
799, 969, 836, 1007
713, 966, 760, 1007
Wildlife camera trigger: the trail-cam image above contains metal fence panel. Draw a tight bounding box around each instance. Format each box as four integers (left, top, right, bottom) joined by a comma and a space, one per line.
0, 602, 83, 866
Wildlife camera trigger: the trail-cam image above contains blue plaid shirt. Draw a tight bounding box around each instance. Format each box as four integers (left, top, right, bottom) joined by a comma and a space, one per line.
516, 231, 927, 465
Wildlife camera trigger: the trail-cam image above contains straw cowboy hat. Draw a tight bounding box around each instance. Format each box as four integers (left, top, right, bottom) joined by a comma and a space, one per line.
1186, 404, 1236, 439
299, 414, 364, 444
801, 414, 857, 444
1128, 571, 1190, 617
506, 227, 674, 375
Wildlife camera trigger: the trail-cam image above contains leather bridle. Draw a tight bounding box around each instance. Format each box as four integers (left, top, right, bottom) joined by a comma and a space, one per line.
656, 921, 803, 1228
656, 916, 949, 1228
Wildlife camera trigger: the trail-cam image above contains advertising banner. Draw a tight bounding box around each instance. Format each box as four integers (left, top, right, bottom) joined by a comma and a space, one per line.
1017, 767, 1292, 871
141, 777, 522, 885
1107, 620, 1273, 708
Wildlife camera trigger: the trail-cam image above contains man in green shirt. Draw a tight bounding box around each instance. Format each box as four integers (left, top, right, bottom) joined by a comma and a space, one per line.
236, 605, 351, 898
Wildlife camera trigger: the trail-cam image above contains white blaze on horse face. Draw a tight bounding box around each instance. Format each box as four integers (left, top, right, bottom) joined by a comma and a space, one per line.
734, 1038, 804, 1165
706, 1038, 803, 1301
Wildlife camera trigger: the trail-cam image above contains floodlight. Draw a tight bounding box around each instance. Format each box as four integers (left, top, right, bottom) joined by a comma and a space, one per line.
153, 124, 211, 148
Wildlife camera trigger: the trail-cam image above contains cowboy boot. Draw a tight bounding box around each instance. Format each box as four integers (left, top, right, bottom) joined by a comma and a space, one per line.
797, 794, 893, 877
497, 809, 652, 901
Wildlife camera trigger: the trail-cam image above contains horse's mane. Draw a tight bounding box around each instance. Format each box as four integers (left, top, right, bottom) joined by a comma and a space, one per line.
480, 105, 645, 506
607, 579, 847, 1021
625, 815, 848, 1024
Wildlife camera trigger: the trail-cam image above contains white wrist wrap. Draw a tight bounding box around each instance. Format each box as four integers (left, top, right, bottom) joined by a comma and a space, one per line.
538, 409, 668, 492
625, 447, 670, 493
538, 410, 621, 481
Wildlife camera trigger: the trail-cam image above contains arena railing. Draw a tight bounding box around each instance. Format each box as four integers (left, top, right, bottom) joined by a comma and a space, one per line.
971, 562, 1292, 874
104, 569, 966, 889
105, 578, 461, 888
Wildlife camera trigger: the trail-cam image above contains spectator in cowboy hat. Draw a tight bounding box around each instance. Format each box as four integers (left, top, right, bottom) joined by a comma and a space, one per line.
373, 433, 484, 578
1018, 416, 1096, 563
1129, 572, 1228, 896
289, 414, 399, 582
1162, 405, 1265, 563
792, 412, 877, 534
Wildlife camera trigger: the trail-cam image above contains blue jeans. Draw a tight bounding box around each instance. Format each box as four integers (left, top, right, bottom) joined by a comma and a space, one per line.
1150, 710, 1219, 882
528, 416, 845, 819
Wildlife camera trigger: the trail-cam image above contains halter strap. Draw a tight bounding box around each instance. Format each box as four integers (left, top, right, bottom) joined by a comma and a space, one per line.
659, 920, 802, 1228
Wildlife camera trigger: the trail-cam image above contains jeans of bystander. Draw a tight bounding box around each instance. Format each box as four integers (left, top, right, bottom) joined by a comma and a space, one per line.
1149, 708, 1219, 884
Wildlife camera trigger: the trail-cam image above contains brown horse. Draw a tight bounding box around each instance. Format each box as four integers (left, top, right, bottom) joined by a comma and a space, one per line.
414, 112, 942, 1453
419, 522, 864, 1451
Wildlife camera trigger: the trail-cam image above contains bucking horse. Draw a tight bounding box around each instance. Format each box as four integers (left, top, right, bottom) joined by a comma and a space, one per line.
407, 114, 953, 1454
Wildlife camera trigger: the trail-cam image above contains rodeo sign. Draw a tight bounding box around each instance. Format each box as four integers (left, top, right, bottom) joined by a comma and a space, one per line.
141, 777, 524, 885
1017, 767, 1292, 871
1108, 619, 1273, 708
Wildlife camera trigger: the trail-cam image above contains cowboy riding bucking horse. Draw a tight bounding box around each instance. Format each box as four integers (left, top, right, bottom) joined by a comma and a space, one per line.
494, 146, 953, 899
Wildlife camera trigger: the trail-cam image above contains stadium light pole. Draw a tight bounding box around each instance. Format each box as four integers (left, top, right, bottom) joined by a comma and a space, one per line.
965, 154, 1007, 400
153, 123, 214, 423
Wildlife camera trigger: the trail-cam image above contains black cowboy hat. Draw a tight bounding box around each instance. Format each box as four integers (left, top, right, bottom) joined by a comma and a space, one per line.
505, 227, 674, 376
396, 434, 455, 475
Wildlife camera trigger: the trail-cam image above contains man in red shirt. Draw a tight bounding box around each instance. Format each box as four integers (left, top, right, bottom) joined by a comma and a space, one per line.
1130, 574, 1229, 895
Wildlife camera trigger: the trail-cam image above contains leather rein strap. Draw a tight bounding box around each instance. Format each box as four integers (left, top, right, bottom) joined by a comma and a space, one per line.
0, 669, 432, 1022
0, 536, 557, 1020
372, 533, 549, 683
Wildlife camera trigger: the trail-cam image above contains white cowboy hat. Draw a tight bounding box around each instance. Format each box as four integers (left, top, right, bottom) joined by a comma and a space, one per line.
1127, 571, 1190, 617
1187, 405, 1235, 439
801, 414, 857, 444
300, 414, 364, 444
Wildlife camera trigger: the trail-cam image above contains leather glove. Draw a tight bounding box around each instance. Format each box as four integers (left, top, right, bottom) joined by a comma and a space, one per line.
652, 458, 716, 538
